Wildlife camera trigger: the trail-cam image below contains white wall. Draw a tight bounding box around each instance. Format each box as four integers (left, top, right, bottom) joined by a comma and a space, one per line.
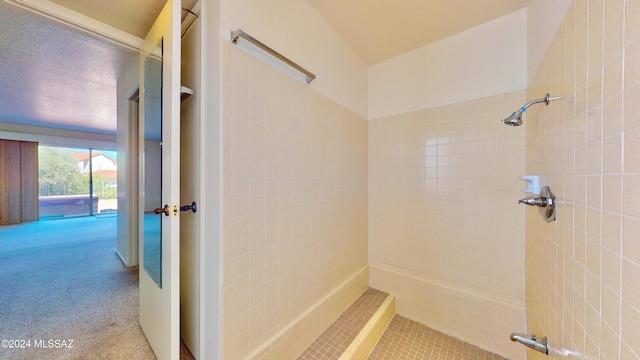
198, 0, 222, 358
219, 0, 368, 118
368, 9, 528, 120
527, 0, 572, 84
116, 54, 139, 267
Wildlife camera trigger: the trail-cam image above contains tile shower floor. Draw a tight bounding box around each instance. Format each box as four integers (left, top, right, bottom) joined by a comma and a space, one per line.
297, 287, 508, 360
368, 315, 508, 360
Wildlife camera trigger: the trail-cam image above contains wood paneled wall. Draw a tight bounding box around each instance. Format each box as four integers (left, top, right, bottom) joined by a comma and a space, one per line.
0, 140, 38, 225
5, 140, 22, 224
20, 142, 38, 222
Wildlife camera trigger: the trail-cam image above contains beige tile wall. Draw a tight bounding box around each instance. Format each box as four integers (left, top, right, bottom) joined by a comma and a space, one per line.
526, 0, 640, 358
220, 43, 369, 360
368, 91, 528, 359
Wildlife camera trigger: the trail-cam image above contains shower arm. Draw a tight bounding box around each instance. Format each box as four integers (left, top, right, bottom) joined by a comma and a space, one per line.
519, 94, 563, 112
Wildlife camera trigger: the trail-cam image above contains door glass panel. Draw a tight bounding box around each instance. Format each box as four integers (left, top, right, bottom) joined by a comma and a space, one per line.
143, 38, 163, 287
38, 146, 92, 218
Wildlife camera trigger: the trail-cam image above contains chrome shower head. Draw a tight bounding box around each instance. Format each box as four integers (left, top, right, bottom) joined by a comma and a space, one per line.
500, 93, 563, 127
502, 110, 524, 126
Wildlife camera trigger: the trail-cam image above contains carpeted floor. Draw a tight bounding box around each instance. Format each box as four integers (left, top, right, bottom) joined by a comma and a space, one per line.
0, 216, 194, 360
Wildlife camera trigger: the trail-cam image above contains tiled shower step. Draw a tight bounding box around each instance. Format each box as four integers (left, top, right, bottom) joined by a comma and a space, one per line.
297, 288, 395, 360
368, 315, 509, 360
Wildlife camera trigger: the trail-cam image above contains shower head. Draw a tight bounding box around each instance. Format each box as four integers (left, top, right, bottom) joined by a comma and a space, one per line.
502, 110, 524, 126
501, 93, 563, 127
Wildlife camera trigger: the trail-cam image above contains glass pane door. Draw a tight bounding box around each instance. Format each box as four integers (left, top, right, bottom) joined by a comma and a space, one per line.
38, 146, 92, 218
142, 37, 163, 287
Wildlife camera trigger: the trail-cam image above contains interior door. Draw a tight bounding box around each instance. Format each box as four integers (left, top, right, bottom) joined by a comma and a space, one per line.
138, 1, 181, 359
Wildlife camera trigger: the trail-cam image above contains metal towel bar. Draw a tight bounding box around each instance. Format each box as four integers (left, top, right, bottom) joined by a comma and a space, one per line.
230, 29, 316, 84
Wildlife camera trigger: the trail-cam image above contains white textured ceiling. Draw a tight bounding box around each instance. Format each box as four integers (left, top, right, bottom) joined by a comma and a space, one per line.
0, 5, 136, 134
308, 0, 529, 65
0, 0, 203, 134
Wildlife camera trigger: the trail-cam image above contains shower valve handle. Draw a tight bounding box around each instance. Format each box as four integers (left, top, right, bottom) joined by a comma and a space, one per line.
517, 186, 556, 223
518, 197, 547, 207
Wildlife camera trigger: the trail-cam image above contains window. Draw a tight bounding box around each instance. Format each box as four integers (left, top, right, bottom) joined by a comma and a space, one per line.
38, 146, 117, 218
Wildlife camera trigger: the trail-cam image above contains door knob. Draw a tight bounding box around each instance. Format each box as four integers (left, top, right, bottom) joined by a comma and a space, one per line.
180, 201, 197, 213
153, 204, 170, 216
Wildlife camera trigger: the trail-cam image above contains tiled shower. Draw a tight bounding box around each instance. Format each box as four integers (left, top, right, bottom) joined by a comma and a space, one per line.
217, 0, 640, 359
369, 92, 527, 358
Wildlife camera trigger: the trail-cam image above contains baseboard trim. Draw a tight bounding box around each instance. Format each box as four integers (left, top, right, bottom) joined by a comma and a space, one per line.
115, 250, 128, 267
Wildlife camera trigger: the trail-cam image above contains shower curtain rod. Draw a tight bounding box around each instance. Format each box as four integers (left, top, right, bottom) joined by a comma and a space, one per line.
230, 29, 316, 84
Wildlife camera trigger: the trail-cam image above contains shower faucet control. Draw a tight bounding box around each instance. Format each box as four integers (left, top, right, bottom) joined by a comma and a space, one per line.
518, 186, 556, 223
510, 333, 549, 355
518, 197, 547, 207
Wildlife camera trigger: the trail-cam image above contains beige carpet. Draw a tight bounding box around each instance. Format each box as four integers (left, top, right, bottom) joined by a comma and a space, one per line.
0, 216, 195, 360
